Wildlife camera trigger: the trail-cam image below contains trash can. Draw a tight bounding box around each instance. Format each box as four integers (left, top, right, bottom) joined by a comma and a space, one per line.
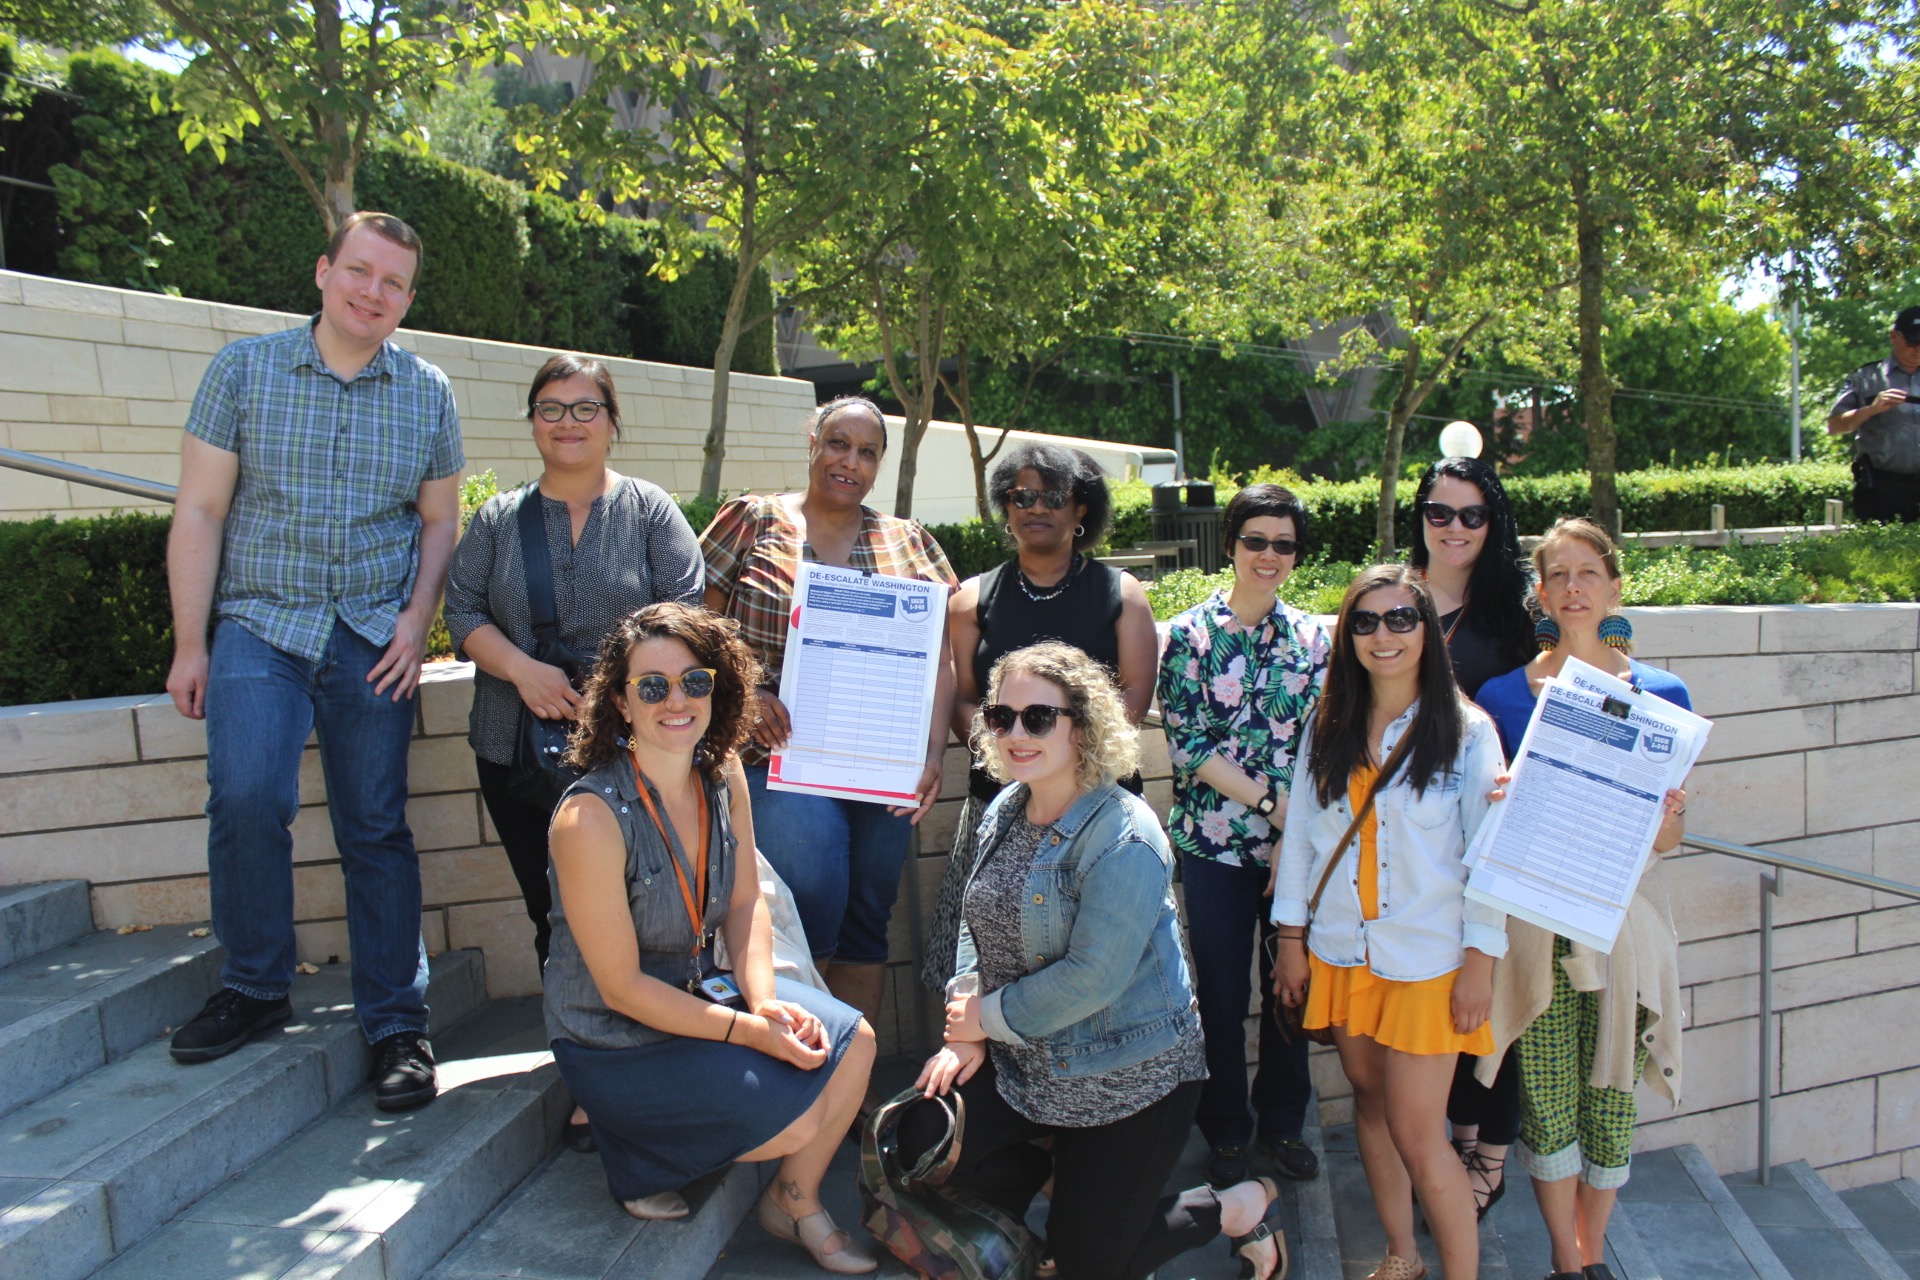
1151, 505, 1223, 573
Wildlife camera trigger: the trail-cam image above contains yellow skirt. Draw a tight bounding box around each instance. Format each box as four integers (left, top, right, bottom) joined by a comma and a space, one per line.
1305, 953, 1495, 1057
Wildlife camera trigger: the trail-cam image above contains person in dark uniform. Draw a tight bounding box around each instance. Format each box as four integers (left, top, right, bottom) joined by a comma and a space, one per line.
921, 443, 1158, 996
1829, 305, 1920, 524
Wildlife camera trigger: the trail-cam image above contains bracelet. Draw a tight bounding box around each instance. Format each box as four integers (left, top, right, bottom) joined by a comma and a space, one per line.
723, 1009, 739, 1043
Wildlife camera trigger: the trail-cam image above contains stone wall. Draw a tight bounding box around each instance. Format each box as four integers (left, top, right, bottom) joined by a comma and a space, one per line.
0, 269, 820, 519
2, 603, 1917, 1185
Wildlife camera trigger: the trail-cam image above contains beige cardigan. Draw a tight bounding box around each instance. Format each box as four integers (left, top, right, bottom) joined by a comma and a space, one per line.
1475, 855, 1684, 1107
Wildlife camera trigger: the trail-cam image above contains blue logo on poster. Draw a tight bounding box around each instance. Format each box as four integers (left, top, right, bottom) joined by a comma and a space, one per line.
902, 595, 929, 616
1641, 731, 1674, 759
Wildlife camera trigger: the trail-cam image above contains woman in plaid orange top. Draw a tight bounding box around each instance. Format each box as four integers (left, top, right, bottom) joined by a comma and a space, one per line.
700, 396, 958, 1021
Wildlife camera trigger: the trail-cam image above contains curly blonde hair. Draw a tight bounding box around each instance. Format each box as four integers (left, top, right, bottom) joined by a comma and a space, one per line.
971, 641, 1140, 795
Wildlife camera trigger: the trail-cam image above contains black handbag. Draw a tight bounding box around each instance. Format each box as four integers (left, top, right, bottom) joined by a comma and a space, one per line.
504, 484, 587, 810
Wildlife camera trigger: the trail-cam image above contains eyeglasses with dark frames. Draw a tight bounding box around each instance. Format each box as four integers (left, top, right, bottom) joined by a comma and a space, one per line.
532, 399, 609, 424
627, 669, 717, 703
982, 703, 1077, 737
1348, 607, 1424, 635
1234, 534, 1300, 556
1420, 501, 1491, 530
1003, 487, 1071, 510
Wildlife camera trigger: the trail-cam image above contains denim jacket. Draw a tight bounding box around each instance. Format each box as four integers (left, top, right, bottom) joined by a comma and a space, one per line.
1271, 699, 1508, 982
953, 781, 1200, 1079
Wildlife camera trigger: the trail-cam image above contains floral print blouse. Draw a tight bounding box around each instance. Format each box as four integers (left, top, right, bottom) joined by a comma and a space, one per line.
1156, 592, 1330, 868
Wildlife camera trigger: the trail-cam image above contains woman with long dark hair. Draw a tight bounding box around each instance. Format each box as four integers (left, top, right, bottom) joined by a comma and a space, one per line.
1272, 564, 1507, 1280
1406, 454, 1533, 1217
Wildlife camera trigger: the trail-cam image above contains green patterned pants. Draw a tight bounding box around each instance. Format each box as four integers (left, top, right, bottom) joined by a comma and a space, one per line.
1515, 937, 1650, 1190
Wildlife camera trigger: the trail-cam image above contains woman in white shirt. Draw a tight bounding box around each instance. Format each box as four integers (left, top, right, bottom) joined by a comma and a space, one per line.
1272, 564, 1507, 1280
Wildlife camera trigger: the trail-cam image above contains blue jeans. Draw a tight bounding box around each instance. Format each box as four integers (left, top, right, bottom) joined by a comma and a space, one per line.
743, 764, 911, 964
1181, 851, 1312, 1148
204, 618, 430, 1042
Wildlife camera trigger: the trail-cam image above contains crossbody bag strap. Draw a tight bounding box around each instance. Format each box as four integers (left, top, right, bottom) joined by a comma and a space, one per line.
515, 484, 564, 661
1305, 731, 1416, 917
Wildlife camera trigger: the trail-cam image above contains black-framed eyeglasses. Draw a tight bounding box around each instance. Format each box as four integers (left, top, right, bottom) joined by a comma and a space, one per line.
982, 703, 1076, 737
1420, 501, 1491, 530
532, 399, 609, 424
1003, 487, 1071, 510
1348, 607, 1424, 635
1234, 534, 1300, 556
628, 669, 717, 703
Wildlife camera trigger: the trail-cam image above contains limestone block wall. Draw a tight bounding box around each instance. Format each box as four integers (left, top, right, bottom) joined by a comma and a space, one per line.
1, 604, 1917, 1185
0, 270, 820, 519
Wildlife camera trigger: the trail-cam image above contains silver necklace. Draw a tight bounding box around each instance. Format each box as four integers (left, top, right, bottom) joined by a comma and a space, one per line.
1015, 554, 1081, 603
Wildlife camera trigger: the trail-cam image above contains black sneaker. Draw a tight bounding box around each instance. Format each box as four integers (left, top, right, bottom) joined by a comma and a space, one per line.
1256, 1135, 1321, 1181
369, 1031, 437, 1111
169, 988, 292, 1063
1208, 1144, 1249, 1188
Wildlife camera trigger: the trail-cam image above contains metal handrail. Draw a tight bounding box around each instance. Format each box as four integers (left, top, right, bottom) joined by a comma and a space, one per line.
0, 447, 178, 503
1686, 831, 1920, 1185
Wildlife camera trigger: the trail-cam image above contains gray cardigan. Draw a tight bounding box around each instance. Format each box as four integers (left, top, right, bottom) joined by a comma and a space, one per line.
444, 476, 704, 764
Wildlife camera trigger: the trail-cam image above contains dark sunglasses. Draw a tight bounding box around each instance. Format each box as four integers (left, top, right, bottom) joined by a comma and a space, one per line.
628, 669, 717, 702
1420, 501, 1491, 530
982, 703, 1076, 737
532, 399, 609, 424
1234, 534, 1300, 556
1003, 487, 1071, 510
1348, 607, 1424, 635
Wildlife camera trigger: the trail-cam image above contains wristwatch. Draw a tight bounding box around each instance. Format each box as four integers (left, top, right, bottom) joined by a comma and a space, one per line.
1255, 792, 1279, 817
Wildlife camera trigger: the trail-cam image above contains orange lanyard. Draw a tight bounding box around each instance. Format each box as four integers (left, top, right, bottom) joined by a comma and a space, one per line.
629, 755, 711, 972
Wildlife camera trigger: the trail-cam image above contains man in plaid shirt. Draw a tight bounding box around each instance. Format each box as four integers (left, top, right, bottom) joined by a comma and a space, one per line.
163, 212, 463, 1111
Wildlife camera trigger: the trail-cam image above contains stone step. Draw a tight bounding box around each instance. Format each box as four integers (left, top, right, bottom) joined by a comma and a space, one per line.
0, 880, 93, 969
1722, 1162, 1909, 1280
1605, 1144, 1793, 1279
99, 995, 563, 1280
0, 949, 486, 1280
1840, 1178, 1920, 1279
0, 921, 223, 1117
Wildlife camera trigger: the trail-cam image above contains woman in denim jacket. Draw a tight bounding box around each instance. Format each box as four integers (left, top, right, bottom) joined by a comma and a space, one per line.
901, 642, 1286, 1280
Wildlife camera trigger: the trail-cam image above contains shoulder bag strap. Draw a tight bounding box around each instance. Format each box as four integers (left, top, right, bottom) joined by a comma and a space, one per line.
1304, 731, 1415, 918
515, 484, 567, 672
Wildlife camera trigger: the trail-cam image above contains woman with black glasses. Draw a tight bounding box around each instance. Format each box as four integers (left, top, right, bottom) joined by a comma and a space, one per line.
1406, 455, 1534, 1219
1157, 483, 1329, 1190
922, 443, 1157, 996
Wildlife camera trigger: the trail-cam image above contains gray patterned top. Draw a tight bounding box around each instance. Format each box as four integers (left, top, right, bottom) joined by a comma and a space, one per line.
964, 814, 1208, 1127
444, 476, 704, 764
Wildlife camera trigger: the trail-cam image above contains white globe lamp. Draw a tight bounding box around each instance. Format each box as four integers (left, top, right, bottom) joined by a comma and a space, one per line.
1438, 420, 1483, 460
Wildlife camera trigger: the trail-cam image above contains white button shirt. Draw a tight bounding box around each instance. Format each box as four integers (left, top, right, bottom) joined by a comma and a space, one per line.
1271, 699, 1509, 982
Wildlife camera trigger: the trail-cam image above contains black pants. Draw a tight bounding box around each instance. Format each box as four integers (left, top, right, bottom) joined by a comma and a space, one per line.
1446, 1045, 1521, 1146
1854, 459, 1920, 523
897, 1063, 1216, 1280
475, 755, 557, 969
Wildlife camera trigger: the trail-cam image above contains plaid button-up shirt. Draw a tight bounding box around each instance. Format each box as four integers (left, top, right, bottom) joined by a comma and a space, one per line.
185, 319, 464, 661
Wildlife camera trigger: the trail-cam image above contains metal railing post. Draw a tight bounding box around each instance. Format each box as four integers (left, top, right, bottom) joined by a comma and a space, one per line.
1758, 869, 1784, 1185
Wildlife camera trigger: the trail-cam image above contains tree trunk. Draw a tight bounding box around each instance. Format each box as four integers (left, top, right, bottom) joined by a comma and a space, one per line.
699, 261, 759, 502
1571, 173, 1617, 535
1377, 338, 1422, 557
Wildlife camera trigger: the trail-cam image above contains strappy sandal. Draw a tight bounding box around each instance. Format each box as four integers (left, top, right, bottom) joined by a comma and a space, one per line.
1365, 1256, 1427, 1280
619, 1190, 689, 1220
1226, 1177, 1288, 1280
757, 1186, 878, 1275
1465, 1149, 1506, 1222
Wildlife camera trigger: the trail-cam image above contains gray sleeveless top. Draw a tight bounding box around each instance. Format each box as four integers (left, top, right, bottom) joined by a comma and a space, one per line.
542, 757, 738, 1049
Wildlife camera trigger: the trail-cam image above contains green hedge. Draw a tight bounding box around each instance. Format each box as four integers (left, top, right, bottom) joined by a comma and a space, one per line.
23, 51, 775, 371
0, 513, 172, 706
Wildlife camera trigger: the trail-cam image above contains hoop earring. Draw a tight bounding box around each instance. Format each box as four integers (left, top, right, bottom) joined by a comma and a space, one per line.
1074, 524, 1085, 539
1534, 616, 1560, 652
1599, 612, 1634, 650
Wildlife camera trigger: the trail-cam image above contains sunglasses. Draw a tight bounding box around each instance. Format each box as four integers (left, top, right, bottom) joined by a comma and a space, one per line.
1003, 487, 1071, 510
982, 703, 1077, 737
1348, 607, 1424, 635
1234, 534, 1300, 556
532, 399, 609, 424
627, 669, 717, 703
1421, 501, 1491, 530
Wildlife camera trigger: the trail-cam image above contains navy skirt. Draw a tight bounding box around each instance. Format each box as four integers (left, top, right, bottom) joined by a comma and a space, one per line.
553, 977, 865, 1200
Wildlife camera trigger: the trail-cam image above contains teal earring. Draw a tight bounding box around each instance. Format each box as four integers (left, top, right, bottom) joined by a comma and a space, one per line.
1534, 616, 1561, 652
1599, 612, 1634, 650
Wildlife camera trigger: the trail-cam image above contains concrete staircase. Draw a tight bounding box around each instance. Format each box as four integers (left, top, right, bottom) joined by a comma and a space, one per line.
4, 877, 1919, 1280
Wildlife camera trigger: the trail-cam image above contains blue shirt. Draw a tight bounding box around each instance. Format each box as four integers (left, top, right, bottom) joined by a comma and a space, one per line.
186, 319, 464, 660
1475, 659, 1693, 760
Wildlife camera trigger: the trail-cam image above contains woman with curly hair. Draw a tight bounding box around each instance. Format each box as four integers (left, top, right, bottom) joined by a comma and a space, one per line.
543, 602, 877, 1273
904, 642, 1286, 1280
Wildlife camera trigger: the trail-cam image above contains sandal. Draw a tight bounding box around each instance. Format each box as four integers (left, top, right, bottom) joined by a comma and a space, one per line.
1465, 1149, 1506, 1222
1365, 1257, 1427, 1280
619, 1190, 689, 1220
757, 1186, 878, 1275
1225, 1177, 1288, 1280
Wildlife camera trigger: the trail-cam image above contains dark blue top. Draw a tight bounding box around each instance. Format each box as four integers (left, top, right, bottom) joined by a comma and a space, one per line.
1475, 659, 1693, 760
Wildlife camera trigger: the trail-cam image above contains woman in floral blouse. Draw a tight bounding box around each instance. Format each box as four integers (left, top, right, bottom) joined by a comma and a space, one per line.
1156, 483, 1330, 1190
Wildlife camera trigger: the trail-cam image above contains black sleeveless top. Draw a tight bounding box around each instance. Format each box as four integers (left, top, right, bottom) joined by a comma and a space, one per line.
969, 556, 1143, 801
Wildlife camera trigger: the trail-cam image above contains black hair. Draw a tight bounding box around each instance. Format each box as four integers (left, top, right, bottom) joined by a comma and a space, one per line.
1308, 563, 1466, 806
1406, 456, 1534, 671
527, 353, 622, 437
988, 443, 1113, 551
1222, 483, 1310, 554
808, 395, 888, 452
